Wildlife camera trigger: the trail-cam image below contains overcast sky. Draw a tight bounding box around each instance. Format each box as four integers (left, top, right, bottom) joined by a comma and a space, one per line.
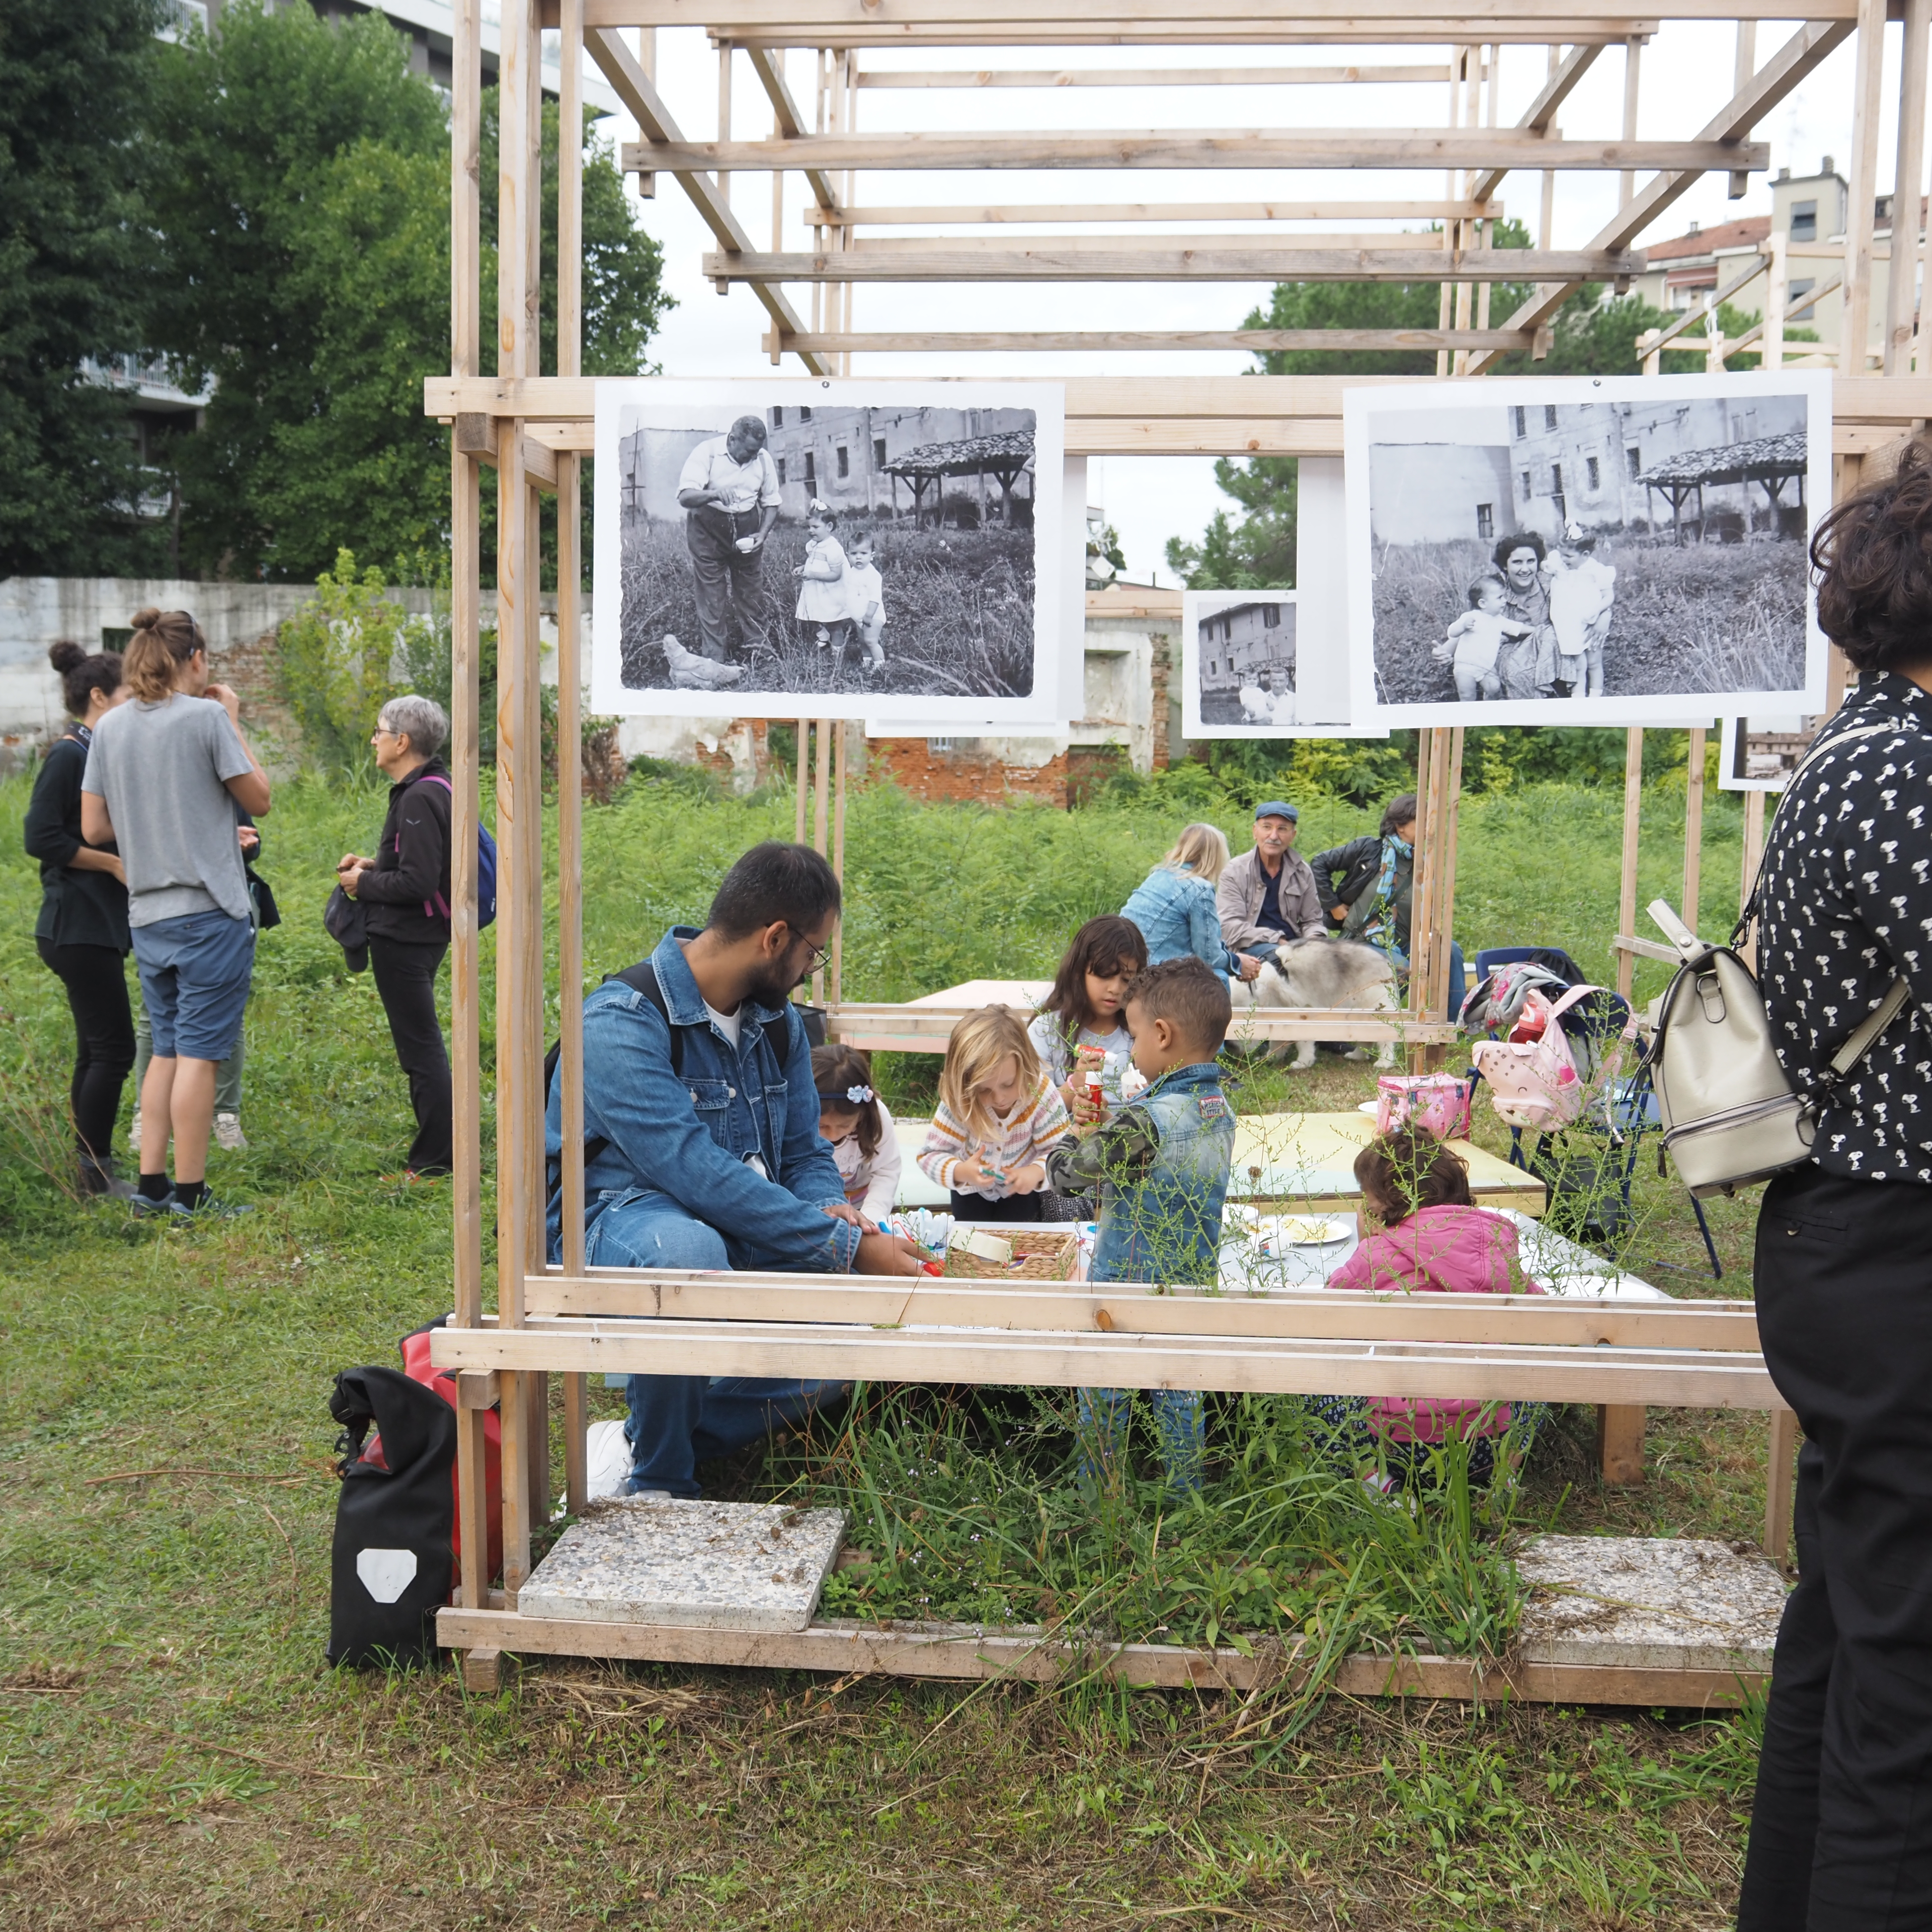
584, 23, 1919, 583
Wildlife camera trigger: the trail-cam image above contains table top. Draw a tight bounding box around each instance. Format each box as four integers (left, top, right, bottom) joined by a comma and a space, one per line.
904, 979, 1049, 1011
893, 1110, 1545, 1217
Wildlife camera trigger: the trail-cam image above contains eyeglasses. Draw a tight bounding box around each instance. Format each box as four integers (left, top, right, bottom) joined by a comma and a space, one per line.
789, 927, 833, 974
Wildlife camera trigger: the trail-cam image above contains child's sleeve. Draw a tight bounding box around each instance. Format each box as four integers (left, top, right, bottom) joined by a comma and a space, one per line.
860, 1103, 902, 1223
1044, 1110, 1158, 1197
1028, 1077, 1070, 1158
917, 1101, 969, 1190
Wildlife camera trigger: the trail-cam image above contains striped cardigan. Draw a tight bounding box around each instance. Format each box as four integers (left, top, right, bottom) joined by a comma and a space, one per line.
917, 1072, 1070, 1197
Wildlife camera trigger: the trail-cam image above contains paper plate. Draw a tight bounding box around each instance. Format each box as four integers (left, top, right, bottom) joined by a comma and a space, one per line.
1271, 1215, 1352, 1247
1357, 1100, 1380, 1117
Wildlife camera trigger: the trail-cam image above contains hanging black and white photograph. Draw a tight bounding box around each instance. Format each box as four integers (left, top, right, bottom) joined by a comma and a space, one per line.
1344, 372, 1832, 728
1719, 712, 1827, 791
592, 380, 1066, 724
1185, 590, 1300, 727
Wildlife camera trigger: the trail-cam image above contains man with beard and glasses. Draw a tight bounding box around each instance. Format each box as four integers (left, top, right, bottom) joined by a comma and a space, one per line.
546, 841, 924, 1498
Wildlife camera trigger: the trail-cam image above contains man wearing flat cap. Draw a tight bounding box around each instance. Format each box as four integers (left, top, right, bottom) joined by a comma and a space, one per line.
677, 414, 782, 662
1217, 801, 1322, 958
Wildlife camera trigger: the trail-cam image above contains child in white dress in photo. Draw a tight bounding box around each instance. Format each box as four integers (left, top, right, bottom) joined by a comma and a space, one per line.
1543, 523, 1616, 699
1434, 572, 1530, 702
811, 1043, 901, 1227
844, 532, 887, 676
794, 502, 852, 655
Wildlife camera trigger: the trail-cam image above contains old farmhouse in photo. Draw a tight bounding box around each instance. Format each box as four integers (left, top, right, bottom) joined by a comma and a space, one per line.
1198, 599, 1294, 697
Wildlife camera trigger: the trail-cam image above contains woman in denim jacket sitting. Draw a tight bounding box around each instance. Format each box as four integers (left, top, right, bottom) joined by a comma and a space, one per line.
1120, 823, 1261, 986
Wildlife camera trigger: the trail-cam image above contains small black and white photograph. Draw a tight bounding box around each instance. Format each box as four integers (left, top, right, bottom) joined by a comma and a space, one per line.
591, 380, 1066, 724
1344, 372, 1832, 728
1185, 590, 1299, 727
1719, 712, 1826, 791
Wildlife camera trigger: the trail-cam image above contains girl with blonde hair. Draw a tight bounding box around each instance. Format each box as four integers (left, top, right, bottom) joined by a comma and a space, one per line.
918, 1005, 1070, 1223
1119, 822, 1260, 983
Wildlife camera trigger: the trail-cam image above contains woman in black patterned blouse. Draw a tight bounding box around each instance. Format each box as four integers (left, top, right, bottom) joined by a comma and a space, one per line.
1739, 446, 1932, 1931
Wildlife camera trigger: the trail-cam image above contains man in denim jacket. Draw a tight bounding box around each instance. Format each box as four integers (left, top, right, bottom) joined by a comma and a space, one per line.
546, 842, 922, 1497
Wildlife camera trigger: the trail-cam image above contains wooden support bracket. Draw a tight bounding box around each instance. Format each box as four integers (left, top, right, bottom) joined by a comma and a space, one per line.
460, 1646, 506, 1693
1597, 1404, 1647, 1485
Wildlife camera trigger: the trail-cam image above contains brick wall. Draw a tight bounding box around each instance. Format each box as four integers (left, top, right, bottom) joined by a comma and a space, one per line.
867, 738, 1072, 806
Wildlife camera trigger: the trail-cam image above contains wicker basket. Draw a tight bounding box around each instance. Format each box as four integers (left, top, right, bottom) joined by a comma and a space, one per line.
943, 1228, 1082, 1281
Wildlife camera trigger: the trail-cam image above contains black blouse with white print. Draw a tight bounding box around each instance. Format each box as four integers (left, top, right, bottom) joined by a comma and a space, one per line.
1758, 672, 1932, 1184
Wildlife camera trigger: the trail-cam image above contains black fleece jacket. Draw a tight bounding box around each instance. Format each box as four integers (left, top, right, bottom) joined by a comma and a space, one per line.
355, 758, 452, 945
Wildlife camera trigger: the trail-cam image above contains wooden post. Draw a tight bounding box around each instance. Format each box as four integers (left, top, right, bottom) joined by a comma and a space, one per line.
1682, 725, 1706, 937
1889, 0, 1932, 377
1738, 787, 1768, 972
1615, 727, 1643, 1000
830, 721, 848, 1009
717, 40, 732, 209
1430, 726, 1465, 1035
812, 716, 832, 1004
1843, 0, 1888, 375
795, 717, 810, 844
1407, 728, 1438, 1071
449, 0, 487, 1616
1597, 1403, 1647, 1486
1765, 1409, 1800, 1566
1764, 228, 1787, 372
558, 0, 589, 1521
1618, 33, 1641, 211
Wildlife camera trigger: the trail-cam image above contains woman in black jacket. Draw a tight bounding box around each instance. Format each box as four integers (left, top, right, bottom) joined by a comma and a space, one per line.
336, 694, 454, 1180
23, 643, 134, 1195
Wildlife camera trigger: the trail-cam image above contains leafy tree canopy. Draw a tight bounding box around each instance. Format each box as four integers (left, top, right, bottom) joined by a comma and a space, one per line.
0, 0, 169, 576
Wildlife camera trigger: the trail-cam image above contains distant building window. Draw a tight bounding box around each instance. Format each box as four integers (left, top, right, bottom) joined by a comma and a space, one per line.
1476, 502, 1494, 539
771, 406, 784, 427
1208, 658, 1218, 676
804, 451, 816, 488
1513, 406, 1526, 437
1551, 462, 1563, 495
1790, 199, 1817, 242
1626, 446, 1641, 480
1586, 456, 1601, 490
776, 456, 787, 485
1543, 405, 1559, 431
874, 437, 887, 467
1521, 469, 1531, 499
1554, 492, 1566, 521
1790, 278, 1816, 307
835, 443, 850, 479
1262, 604, 1280, 627
800, 406, 813, 422
928, 736, 957, 752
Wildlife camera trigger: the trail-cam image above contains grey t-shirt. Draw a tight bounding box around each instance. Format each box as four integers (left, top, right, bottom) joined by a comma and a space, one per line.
82, 695, 254, 927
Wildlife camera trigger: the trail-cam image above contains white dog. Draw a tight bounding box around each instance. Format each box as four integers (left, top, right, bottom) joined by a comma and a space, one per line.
662, 633, 744, 691
1241, 937, 1399, 1069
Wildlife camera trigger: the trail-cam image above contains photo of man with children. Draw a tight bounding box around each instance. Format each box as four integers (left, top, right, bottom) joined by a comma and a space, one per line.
610, 398, 1043, 707
1357, 382, 1820, 723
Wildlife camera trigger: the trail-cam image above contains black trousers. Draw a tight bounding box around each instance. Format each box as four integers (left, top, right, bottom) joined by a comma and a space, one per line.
369, 936, 452, 1175
36, 938, 135, 1167
1739, 1164, 1932, 1931
684, 507, 768, 662
950, 1189, 1045, 1223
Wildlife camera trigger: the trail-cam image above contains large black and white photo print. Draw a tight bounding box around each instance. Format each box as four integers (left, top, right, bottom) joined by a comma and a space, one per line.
1344, 373, 1832, 728
592, 380, 1066, 725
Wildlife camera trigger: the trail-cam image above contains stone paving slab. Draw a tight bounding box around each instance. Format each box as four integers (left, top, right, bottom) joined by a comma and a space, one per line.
520, 1497, 847, 1632
1515, 1534, 1788, 1673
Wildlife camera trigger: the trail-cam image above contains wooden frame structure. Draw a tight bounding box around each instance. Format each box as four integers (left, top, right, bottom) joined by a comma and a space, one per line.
429, 0, 1932, 1697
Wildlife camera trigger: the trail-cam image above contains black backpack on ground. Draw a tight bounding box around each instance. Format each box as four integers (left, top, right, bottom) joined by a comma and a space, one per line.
324, 1365, 457, 1669
542, 961, 824, 1194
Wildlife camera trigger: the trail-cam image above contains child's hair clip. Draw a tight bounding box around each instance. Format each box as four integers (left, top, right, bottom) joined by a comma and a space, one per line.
845, 1083, 875, 1103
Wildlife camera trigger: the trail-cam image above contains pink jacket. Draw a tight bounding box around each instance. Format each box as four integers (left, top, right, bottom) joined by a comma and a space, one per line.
1326, 1205, 1545, 1444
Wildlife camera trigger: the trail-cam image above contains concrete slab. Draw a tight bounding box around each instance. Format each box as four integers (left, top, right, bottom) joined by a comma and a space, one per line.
1514, 1534, 1788, 1674
520, 1497, 847, 1633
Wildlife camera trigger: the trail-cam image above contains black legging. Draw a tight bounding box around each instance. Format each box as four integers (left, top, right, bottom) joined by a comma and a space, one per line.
36, 939, 135, 1168
369, 936, 453, 1175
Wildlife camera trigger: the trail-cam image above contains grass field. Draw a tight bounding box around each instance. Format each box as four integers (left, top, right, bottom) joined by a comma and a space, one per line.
618, 517, 1038, 701
1371, 537, 1810, 707
0, 765, 1779, 1928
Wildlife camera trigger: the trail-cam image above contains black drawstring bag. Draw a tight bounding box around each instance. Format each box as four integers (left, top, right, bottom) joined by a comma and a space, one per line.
324, 885, 368, 973
325, 1365, 457, 1668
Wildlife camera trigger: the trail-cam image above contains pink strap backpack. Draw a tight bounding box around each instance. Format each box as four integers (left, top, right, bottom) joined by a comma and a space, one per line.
1470, 984, 1635, 1131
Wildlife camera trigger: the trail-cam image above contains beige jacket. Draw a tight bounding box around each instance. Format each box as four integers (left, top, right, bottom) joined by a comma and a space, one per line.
1216, 843, 1323, 954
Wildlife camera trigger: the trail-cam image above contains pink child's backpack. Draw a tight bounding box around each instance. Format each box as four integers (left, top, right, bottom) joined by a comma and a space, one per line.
1470, 984, 1634, 1131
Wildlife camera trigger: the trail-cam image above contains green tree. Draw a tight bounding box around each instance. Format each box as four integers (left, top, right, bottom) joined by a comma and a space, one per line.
1164, 458, 1297, 589
0, 0, 169, 576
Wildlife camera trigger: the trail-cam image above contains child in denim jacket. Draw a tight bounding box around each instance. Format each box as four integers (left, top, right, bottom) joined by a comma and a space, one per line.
1045, 955, 1235, 1493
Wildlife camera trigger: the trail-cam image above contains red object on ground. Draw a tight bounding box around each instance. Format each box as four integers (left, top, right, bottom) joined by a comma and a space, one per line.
401, 1325, 503, 1592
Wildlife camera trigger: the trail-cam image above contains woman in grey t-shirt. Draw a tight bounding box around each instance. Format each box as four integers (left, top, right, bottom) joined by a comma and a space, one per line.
81, 609, 271, 1218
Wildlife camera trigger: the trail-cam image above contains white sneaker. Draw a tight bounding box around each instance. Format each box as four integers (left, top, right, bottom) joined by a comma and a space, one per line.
214, 1113, 247, 1151
129, 1111, 142, 1153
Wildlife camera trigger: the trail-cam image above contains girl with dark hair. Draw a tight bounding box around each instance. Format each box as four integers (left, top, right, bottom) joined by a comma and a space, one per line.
1737, 442, 1932, 1928
1027, 914, 1149, 1121
23, 644, 133, 1196
810, 1043, 900, 1225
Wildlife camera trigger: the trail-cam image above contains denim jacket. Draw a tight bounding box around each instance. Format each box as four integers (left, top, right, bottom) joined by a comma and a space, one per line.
545, 926, 859, 1272
1046, 1060, 1235, 1288
1119, 865, 1240, 975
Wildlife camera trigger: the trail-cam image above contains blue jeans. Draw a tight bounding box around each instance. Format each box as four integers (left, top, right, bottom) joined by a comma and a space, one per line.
131, 909, 254, 1061
1385, 940, 1465, 1022
1078, 1387, 1205, 1495
585, 1188, 848, 1499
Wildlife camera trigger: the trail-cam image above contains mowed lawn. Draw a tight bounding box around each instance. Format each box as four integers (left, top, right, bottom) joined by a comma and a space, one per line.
0, 764, 1776, 1930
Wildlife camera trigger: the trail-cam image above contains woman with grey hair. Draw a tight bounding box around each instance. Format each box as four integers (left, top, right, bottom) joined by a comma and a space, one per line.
336, 694, 455, 1178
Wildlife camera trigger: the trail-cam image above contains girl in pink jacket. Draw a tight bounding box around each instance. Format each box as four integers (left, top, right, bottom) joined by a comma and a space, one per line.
1311, 1130, 1547, 1488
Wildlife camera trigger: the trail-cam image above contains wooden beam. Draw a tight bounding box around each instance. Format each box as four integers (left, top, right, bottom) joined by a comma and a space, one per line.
701, 23, 1663, 47
766, 328, 1534, 353
1469, 41, 1602, 204
1470, 18, 1854, 374
1842, 0, 1886, 375
628, 133, 1766, 174
818, 199, 1503, 224
1616, 727, 1644, 1001
853, 63, 1460, 85
743, 44, 839, 209
847, 230, 1500, 252
437, 1606, 1765, 1707
825, 1001, 1457, 1045
1887, 0, 1931, 375
701, 247, 1643, 283
598, 0, 1839, 24
584, 26, 827, 373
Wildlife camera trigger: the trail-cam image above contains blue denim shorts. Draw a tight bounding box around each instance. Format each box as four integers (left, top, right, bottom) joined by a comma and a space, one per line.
131, 910, 256, 1061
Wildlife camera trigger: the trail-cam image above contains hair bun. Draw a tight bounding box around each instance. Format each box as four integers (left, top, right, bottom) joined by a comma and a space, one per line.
48, 641, 86, 673
129, 607, 161, 631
